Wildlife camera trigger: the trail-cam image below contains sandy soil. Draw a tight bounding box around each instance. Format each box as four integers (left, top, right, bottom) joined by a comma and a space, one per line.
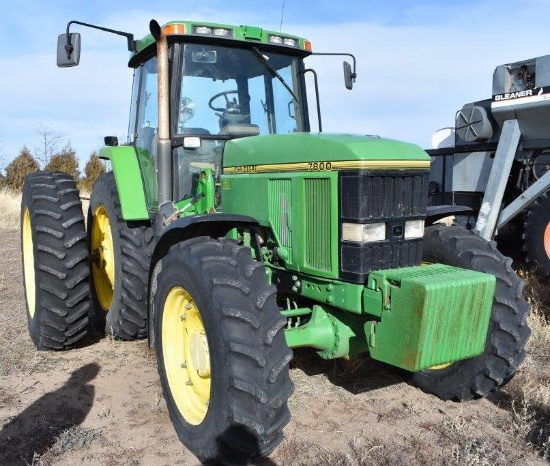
0, 228, 546, 465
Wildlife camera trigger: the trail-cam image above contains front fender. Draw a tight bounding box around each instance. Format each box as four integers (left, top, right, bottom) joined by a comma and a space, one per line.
426, 205, 473, 226
151, 213, 260, 265
148, 213, 260, 348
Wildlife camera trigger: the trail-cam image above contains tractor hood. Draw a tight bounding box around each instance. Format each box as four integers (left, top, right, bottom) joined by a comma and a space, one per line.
223, 133, 430, 172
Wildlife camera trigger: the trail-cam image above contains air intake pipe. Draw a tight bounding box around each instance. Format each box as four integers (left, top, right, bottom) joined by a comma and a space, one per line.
150, 20, 172, 234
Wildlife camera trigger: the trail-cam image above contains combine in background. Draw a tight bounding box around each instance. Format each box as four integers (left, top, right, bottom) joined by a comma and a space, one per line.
429, 54, 550, 274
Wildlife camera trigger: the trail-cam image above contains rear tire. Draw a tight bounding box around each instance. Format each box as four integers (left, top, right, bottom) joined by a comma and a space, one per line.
21, 171, 90, 350
410, 225, 530, 401
88, 173, 153, 339
153, 237, 293, 464
523, 191, 550, 276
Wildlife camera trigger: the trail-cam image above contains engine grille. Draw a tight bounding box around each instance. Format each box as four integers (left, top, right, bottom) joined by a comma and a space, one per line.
304, 178, 332, 272
268, 179, 292, 248
339, 170, 429, 283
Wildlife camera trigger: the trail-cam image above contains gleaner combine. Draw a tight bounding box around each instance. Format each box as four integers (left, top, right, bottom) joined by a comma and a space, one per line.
429, 53, 550, 274
20, 18, 530, 464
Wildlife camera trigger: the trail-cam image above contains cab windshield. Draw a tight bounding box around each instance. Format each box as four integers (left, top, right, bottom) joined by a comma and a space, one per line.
176, 43, 305, 137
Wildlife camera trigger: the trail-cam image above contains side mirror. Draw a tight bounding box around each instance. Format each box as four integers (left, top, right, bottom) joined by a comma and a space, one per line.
104, 136, 119, 147
57, 33, 81, 67
343, 61, 356, 90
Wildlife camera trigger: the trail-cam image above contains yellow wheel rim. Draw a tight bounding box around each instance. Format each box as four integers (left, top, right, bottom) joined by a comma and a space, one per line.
428, 362, 453, 370
22, 208, 36, 318
91, 205, 115, 310
162, 286, 211, 425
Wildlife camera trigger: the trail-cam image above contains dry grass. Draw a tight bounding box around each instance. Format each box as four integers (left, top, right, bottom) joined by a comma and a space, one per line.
0, 189, 21, 231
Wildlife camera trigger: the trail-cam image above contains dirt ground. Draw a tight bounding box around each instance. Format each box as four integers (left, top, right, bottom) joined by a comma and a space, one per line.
0, 227, 548, 465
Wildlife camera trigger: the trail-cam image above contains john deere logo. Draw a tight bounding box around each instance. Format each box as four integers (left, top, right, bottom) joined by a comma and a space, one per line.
392, 225, 404, 238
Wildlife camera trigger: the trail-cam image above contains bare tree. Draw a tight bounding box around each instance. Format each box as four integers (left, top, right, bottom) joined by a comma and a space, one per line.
35, 123, 65, 168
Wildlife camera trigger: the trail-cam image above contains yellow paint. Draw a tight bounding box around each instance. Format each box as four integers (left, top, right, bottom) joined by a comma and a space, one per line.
22, 208, 36, 318
162, 286, 211, 425
428, 362, 453, 370
91, 206, 115, 310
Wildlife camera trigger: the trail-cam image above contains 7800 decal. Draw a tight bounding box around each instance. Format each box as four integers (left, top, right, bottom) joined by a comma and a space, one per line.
307, 162, 332, 171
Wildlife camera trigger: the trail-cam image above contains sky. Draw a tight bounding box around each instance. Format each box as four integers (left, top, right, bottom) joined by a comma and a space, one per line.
1, 0, 550, 169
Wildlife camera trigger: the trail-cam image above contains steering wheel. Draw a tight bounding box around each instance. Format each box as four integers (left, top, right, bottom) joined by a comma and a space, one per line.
208, 90, 250, 112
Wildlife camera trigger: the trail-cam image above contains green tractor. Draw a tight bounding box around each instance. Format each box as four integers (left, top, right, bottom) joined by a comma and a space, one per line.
20, 18, 530, 463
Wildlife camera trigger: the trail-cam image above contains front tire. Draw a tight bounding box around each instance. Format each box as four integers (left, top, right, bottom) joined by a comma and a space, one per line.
153, 237, 293, 464
410, 225, 530, 401
88, 173, 153, 339
21, 171, 90, 350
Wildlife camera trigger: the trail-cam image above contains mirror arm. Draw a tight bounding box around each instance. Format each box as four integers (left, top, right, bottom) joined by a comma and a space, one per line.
64, 20, 138, 53
310, 52, 357, 79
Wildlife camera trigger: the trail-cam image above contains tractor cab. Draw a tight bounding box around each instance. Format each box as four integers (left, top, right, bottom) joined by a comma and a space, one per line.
112, 22, 317, 212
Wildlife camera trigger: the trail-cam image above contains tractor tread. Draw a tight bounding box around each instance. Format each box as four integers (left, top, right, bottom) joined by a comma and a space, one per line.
88, 173, 153, 340
21, 171, 90, 350
222, 306, 261, 329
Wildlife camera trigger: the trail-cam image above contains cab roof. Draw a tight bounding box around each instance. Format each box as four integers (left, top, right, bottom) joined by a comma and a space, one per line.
135, 20, 312, 55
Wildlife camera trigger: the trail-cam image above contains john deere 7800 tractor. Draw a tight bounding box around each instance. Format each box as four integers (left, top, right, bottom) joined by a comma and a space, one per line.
20, 18, 530, 463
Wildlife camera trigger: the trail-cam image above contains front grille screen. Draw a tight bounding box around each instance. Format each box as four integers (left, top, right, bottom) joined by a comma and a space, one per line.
339, 170, 429, 283
341, 171, 428, 221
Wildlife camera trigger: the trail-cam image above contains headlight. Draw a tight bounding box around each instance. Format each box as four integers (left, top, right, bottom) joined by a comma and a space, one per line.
213, 28, 231, 37
269, 35, 283, 44
195, 26, 212, 35
342, 222, 386, 243
404, 220, 425, 239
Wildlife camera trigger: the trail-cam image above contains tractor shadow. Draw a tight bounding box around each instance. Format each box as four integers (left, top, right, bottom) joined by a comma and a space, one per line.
0, 363, 100, 465
76, 325, 107, 348
289, 348, 404, 395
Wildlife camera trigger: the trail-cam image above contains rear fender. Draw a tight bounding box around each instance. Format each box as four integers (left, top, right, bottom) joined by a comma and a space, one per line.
99, 146, 150, 220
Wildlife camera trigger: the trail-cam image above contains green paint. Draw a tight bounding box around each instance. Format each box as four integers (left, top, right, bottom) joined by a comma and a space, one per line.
242, 25, 263, 41
273, 272, 365, 314
99, 146, 150, 220
223, 133, 430, 167
135, 147, 158, 210
196, 168, 216, 214
367, 264, 495, 371
284, 305, 361, 359
224, 171, 339, 278
282, 264, 495, 366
